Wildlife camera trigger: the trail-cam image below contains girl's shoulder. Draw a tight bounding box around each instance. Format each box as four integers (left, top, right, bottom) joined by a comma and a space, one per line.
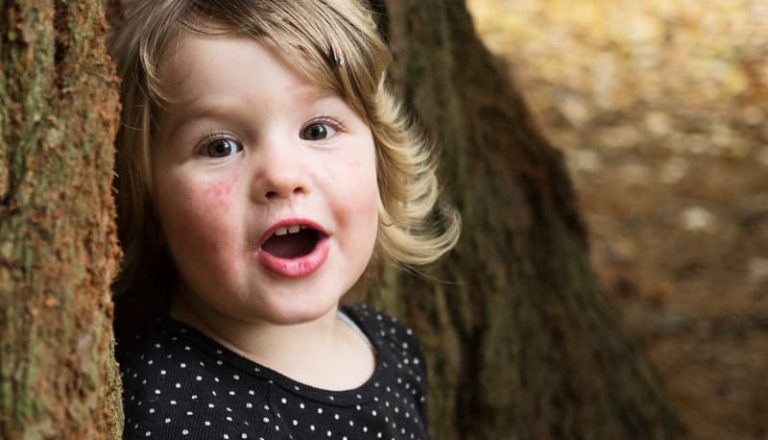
342, 303, 416, 340
341, 303, 427, 368
116, 315, 192, 373
117, 316, 276, 439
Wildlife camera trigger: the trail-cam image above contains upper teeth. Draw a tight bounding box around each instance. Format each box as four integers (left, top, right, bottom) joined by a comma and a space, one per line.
274, 225, 307, 236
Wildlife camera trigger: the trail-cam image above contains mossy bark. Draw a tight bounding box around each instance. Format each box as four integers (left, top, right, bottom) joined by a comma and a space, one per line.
0, 1, 122, 439
374, 1, 687, 439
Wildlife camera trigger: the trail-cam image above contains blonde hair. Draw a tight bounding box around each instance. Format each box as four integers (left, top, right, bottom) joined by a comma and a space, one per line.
109, 0, 460, 298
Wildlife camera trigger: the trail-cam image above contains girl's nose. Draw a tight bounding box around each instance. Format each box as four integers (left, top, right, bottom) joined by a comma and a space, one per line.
250, 140, 309, 203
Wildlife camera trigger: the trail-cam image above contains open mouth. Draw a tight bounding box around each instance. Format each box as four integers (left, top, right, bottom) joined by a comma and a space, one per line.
261, 225, 323, 259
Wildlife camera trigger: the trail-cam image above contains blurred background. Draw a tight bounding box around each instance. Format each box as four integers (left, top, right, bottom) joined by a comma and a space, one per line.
466, 1, 768, 439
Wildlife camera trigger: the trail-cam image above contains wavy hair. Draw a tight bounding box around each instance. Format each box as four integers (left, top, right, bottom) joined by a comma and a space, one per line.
109, 0, 460, 299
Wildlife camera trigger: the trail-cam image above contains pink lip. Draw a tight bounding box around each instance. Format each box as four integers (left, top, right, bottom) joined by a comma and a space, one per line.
255, 218, 330, 278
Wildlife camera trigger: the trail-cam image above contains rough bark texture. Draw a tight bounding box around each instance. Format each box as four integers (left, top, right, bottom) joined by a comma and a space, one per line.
0, 1, 122, 439
372, 1, 687, 439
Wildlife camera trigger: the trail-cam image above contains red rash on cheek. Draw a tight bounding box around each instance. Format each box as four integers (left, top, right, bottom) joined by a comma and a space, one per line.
204, 180, 235, 211
160, 177, 240, 258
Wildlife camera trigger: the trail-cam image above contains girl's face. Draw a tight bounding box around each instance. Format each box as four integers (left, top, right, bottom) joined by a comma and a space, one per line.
151, 33, 379, 325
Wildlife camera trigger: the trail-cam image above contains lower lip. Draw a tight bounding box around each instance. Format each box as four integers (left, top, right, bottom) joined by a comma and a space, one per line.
255, 237, 330, 278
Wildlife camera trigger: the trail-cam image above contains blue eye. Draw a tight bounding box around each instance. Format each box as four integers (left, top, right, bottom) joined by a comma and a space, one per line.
204, 138, 242, 158
300, 121, 338, 141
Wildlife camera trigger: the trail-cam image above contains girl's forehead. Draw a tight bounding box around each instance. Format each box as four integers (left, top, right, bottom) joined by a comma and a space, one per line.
157, 30, 342, 105
160, 32, 329, 97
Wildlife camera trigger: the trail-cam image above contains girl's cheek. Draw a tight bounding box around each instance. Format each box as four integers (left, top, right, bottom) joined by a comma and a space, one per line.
164, 177, 239, 254
204, 179, 235, 212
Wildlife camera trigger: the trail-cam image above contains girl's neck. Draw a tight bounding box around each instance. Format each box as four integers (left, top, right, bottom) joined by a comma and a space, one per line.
169, 295, 375, 391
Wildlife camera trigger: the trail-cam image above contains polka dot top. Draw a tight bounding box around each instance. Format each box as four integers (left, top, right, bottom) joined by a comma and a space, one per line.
118, 303, 429, 439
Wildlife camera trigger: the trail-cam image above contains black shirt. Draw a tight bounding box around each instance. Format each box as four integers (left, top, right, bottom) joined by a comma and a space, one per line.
118, 303, 429, 439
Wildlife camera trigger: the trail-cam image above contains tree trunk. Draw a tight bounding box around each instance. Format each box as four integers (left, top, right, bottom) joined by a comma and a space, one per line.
373, 1, 687, 439
0, 1, 122, 439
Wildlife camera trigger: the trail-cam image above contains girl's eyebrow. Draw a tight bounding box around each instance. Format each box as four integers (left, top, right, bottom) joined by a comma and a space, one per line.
162, 104, 235, 140
162, 90, 344, 140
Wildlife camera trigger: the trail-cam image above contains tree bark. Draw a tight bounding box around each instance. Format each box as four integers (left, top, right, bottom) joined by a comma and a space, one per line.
373, 1, 687, 439
0, 1, 122, 439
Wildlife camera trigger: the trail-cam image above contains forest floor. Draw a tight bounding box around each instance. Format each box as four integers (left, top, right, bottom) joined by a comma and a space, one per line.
467, 1, 768, 439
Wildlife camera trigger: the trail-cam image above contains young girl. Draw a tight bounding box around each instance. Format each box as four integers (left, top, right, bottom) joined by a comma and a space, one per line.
110, 1, 459, 439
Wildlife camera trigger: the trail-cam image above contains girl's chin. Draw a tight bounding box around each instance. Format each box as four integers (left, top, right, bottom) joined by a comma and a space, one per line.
252, 296, 343, 325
